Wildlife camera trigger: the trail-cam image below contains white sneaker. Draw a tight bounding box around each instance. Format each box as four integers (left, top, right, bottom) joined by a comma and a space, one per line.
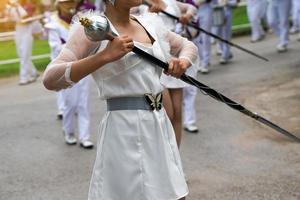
64, 132, 77, 145
184, 123, 199, 133
80, 140, 94, 149
198, 65, 209, 74
276, 44, 287, 53
220, 53, 233, 65
19, 80, 30, 85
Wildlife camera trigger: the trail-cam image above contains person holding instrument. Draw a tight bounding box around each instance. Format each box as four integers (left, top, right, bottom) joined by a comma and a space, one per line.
43, 0, 198, 199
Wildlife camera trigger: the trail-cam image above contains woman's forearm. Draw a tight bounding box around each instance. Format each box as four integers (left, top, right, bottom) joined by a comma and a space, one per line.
70, 50, 110, 82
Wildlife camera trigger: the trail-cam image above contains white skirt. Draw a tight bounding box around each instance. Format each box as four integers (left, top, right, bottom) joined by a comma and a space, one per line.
88, 109, 188, 200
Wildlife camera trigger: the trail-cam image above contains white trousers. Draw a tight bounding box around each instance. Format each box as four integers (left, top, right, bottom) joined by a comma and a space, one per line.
63, 76, 91, 141
213, 8, 233, 59
247, 0, 268, 41
15, 23, 37, 82
195, 3, 213, 67
291, 0, 300, 31
183, 85, 197, 126
267, 0, 291, 46
56, 91, 65, 115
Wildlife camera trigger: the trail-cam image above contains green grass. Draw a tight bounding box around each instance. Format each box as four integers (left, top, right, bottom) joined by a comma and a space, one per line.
0, 39, 50, 60
0, 39, 50, 77
0, 58, 50, 78
232, 5, 249, 26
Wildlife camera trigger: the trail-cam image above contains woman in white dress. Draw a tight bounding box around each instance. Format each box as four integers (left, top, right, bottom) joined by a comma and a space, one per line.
43, 0, 198, 199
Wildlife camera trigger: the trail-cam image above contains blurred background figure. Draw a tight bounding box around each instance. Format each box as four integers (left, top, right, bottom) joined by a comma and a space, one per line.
193, 0, 213, 74
44, 0, 93, 149
5, 0, 43, 85
247, 0, 268, 43
290, 0, 300, 35
267, 0, 291, 53
212, 0, 237, 64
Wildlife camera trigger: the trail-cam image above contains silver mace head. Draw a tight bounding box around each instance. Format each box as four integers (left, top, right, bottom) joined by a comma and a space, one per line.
79, 15, 117, 41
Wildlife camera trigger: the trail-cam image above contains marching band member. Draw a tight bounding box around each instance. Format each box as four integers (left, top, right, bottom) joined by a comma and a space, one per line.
212, 0, 237, 64
43, 0, 198, 199
5, 0, 43, 85
247, 0, 268, 42
45, 0, 93, 148
267, 0, 291, 52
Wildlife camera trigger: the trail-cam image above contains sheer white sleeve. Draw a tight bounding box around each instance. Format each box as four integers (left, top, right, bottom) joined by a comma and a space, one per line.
166, 31, 198, 66
43, 24, 99, 91
176, 2, 197, 16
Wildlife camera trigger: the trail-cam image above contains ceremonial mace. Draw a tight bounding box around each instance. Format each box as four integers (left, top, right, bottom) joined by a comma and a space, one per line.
143, 1, 269, 62
79, 16, 300, 143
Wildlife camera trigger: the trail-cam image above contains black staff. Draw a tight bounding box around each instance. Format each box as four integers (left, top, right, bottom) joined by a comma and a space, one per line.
79, 16, 300, 143
143, 1, 269, 62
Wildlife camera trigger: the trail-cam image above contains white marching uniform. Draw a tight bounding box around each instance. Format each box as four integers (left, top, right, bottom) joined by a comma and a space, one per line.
267, 0, 291, 46
212, 0, 237, 60
43, 13, 198, 200
247, 0, 268, 41
6, 3, 42, 83
45, 14, 91, 141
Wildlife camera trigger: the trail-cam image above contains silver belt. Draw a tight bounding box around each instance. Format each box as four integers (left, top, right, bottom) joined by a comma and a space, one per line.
106, 93, 163, 111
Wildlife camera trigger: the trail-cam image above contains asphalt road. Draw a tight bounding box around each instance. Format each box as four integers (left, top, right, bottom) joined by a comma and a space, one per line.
0, 33, 299, 200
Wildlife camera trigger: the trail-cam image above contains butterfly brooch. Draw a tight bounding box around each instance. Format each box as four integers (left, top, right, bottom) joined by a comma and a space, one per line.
144, 93, 163, 111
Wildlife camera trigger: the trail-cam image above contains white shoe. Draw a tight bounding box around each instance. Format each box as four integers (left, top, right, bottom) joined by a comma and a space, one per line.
19, 80, 30, 85
198, 66, 209, 74
64, 132, 77, 145
220, 53, 233, 65
80, 140, 94, 149
276, 44, 287, 53
184, 123, 199, 133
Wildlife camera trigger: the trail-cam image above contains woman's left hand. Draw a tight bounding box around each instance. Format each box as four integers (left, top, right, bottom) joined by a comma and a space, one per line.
179, 14, 193, 25
165, 58, 190, 78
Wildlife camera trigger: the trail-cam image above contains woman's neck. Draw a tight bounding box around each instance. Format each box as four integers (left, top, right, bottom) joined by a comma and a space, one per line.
105, 6, 131, 26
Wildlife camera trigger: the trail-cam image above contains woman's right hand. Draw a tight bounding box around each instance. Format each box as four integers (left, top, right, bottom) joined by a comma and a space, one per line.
148, 0, 166, 13
101, 35, 134, 62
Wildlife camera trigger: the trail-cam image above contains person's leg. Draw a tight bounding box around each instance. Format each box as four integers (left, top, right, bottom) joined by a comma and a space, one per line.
247, 1, 261, 41
56, 90, 65, 119
267, 1, 280, 37
278, 0, 291, 46
15, 25, 30, 83
77, 78, 92, 147
169, 88, 183, 148
163, 88, 183, 147
183, 86, 198, 133
198, 4, 212, 69
163, 88, 174, 122
62, 87, 78, 144
219, 8, 233, 64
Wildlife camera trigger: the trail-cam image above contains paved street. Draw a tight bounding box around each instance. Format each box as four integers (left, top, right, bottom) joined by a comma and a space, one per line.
0, 34, 299, 200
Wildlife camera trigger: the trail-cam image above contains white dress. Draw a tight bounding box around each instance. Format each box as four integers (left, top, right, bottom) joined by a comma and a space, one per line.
43, 13, 197, 200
